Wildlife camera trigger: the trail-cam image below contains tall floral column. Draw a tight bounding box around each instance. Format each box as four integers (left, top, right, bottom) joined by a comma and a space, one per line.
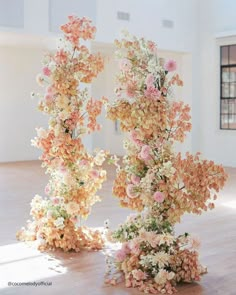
17, 16, 107, 252
106, 33, 227, 293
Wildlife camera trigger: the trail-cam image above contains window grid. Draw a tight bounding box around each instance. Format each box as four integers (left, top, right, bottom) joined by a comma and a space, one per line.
220, 45, 236, 130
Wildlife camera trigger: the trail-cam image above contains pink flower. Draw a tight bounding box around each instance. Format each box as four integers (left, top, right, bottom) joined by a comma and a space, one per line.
126, 83, 136, 98
52, 197, 60, 205
139, 145, 151, 160
55, 49, 68, 64
144, 85, 160, 99
60, 167, 67, 174
70, 216, 78, 224
153, 191, 165, 203
44, 94, 53, 103
90, 170, 99, 179
147, 41, 158, 54
145, 74, 155, 86
132, 269, 147, 281
189, 236, 201, 250
130, 130, 142, 146
131, 174, 141, 185
80, 159, 88, 166
46, 86, 53, 94
44, 185, 50, 195
119, 58, 131, 71
164, 59, 177, 72
126, 184, 139, 198
115, 248, 127, 262
42, 66, 51, 76
129, 239, 141, 255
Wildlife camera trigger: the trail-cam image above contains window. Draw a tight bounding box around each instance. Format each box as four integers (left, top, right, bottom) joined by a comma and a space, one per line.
220, 45, 236, 129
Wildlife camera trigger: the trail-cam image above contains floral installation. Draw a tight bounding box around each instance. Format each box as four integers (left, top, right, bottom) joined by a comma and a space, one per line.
17, 16, 108, 252
105, 32, 227, 293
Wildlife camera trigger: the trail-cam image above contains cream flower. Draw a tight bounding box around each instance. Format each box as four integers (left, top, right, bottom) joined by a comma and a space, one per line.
152, 251, 170, 268
53, 217, 65, 229
154, 269, 175, 285
94, 150, 106, 165
65, 202, 80, 215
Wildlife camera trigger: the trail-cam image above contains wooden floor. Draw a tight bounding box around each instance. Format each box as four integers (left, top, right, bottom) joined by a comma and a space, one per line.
0, 161, 236, 295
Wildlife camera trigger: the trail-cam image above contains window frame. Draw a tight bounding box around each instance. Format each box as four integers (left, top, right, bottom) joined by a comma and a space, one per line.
220, 44, 236, 130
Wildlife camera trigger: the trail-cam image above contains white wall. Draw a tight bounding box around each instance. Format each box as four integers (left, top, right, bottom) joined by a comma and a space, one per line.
94, 0, 199, 156
0, 0, 199, 161
198, 0, 236, 167
0, 46, 48, 162
96, 0, 198, 52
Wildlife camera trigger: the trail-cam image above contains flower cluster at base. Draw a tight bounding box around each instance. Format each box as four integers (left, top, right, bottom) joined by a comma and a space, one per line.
17, 16, 107, 252
106, 213, 206, 294
105, 32, 227, 293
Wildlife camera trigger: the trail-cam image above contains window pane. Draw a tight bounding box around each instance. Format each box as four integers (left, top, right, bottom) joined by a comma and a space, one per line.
229, 99, 236, 113
229, 114, 236, 129
230, 67, 236, 82
229, 82, 236, 97
229, 45, 236, 64
221, 115, 229, 128
222, 67, 230, 82
221, 99, 228, 113
221, 83, 229, 97
221, 46, 228, 65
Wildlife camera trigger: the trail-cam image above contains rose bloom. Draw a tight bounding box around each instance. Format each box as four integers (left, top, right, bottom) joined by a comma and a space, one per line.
153, 191, 165, 203
164, 59, 177, 72
52, 197, 60, 205
139, 145, 151, 160
131, 174, 141, 185
126, 184, 139, 198
119, 58, 132, 71
130, 130, 142, 146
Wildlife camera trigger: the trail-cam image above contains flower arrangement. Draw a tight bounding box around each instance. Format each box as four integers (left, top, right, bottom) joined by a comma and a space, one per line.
105, 32, 227, 293
17, 16, 107, 252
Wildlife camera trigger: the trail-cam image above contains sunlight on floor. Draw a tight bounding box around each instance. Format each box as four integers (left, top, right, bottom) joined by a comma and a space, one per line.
0, 242, 67, 289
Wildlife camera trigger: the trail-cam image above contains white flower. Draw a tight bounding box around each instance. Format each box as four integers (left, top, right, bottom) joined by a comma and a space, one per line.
154, 269, 175, 285
53, 217, 65, 229
30, 194, 43, 210
151, 252, 170, 268
159, 161, 176, 178
159, 233, 175, 246
47, 210, 53, 219
65, 202, 80, 215
94, 150, 106, 165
